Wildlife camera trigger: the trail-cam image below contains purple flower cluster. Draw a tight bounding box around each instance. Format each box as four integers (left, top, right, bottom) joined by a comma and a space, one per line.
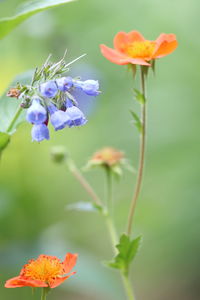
26, 77, 100, 142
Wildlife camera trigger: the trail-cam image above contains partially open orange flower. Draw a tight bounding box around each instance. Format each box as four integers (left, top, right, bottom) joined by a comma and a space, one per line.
5, 253, 77, 289
91, 147, 124, 167
100, 31, 178, 66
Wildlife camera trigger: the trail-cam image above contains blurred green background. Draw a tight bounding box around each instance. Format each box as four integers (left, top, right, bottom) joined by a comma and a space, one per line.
0, 0, 199, 299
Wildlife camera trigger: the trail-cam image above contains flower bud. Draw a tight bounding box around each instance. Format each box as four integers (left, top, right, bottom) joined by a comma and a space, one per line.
51, 146, 67, 163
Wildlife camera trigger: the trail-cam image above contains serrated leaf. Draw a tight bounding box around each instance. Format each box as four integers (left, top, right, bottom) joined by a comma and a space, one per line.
107, 234, 142, 276
0, 0, 75, 40
133, 89, 146, 104
66, 201, 103, 213
130, 110, 142, 133
0, 132, 10, 152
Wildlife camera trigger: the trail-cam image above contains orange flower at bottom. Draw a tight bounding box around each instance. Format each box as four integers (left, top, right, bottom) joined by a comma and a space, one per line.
5, 253, 77, 289
100, 30, 178, 66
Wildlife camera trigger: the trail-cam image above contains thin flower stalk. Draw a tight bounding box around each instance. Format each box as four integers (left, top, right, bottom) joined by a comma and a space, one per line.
127, 66, 146, 236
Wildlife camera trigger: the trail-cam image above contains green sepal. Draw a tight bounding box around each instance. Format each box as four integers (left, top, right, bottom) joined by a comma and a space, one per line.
133, 89, 146, 104
151, 60, 156, 75
141, 65, 149, 78
66, 201, 103, 213
106, 234, 142, 276
130, 110, 143, 133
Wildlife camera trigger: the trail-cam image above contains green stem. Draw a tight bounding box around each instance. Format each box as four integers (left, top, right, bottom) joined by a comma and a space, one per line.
105, 168, 135, 300
6, 105, 23, 133
68, 162, 135, 300
105, 213, 135, 300
105, 166, 113, 215
41, 287, 48, 300
67, 160, 102, 206
122, 275, 135, 300
127, 66, 146, 236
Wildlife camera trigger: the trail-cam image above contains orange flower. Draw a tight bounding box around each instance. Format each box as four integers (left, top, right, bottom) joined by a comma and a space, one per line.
5, 253, 77, 289
100, 31, 178, 66
91, 147, 124, 167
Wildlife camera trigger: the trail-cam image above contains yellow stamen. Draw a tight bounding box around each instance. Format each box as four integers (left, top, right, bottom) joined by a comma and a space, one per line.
21, 255, 65, 283
125, 41, 155, 60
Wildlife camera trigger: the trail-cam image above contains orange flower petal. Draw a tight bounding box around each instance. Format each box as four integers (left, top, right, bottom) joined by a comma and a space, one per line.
63, 253, 78, 274
114, 31, 145, 52
153, 33, 178, 58
127, 31, 145, 42
50, 272, 76, 289
100, 44, 150, 66
5, 276, 48, 288
100, 44, 132, 65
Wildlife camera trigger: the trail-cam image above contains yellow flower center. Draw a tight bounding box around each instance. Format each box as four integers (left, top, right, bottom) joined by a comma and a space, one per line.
21, 255, 65, 283
125, 41, 155, 60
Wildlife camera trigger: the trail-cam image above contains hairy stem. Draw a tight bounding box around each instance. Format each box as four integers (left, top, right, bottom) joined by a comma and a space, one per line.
67, 160, 102, 206
105, 167, 135, 300
127, 66, 146, 236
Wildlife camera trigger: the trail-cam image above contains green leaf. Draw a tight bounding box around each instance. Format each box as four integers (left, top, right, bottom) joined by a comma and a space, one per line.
0, 0, 75, 40
0, 132, 10, 152
106, 234, 142, 276
66, 201, 103, 213
133, 88, 146, 104
130, 110, 142, 133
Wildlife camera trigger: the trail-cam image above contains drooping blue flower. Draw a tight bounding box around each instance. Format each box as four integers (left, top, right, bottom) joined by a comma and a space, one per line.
31, 123, 50, 142
56, 76, 73, 92
74, 79, 100, 96
66, 99, 87, 127
40, 81, 58, 98
48, 103, 70, 131
26, 98, 47, 124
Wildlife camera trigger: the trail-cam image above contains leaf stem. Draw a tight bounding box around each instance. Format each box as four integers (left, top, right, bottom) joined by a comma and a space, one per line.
127, 66, 146, 236
6, 105, 23, 134
67, 160, 102, 206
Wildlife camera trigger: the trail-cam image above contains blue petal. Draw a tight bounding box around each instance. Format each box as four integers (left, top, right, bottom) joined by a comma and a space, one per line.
26, 98, 47, 124
56, 77, 73, 92
31, 124, 50, 142
40, 81, 58, 98
73, 79, 100, 96
66, 106, 87, 127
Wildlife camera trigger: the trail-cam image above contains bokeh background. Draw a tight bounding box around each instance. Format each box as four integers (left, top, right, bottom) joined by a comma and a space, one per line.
0, 0, 199, 299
